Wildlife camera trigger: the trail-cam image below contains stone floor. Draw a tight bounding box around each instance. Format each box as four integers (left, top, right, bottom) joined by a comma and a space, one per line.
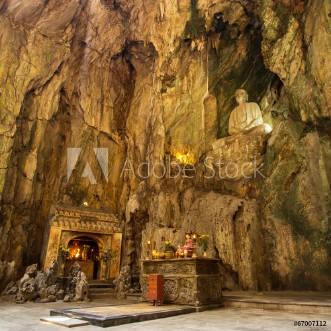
0, 294, 330, 330
222, 291, 331, 305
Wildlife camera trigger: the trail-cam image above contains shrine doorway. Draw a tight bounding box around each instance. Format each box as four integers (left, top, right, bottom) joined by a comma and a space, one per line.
64, 236, 101, 280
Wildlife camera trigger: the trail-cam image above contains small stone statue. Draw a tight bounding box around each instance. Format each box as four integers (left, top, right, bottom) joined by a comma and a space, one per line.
228, 89, 263, 135
176, 234, 193, 258
82, 245, 90, 261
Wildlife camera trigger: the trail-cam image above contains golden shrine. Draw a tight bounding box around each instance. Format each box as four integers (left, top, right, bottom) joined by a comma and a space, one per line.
41, 204, 122, 280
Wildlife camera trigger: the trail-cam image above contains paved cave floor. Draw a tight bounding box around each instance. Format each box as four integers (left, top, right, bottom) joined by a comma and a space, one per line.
0, 297, 330, 331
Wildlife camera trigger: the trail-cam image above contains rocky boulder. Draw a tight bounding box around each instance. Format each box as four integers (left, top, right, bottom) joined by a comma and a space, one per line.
114, 265, 132, 299
2, 261, 88, 303
63, 262, 89, 302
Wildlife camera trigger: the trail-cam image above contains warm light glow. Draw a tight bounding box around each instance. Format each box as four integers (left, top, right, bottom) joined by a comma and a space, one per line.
264, 123, 273, 133
174, 149, 195, 164
83, 201, 88, 207
147, 240, 151, 245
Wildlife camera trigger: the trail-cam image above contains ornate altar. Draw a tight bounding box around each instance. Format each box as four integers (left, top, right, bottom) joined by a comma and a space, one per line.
141, 258, 222, 306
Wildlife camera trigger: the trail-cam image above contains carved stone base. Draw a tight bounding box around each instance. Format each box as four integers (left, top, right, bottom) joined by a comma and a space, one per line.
141, 258, 222, 306
206, 124, 271, 180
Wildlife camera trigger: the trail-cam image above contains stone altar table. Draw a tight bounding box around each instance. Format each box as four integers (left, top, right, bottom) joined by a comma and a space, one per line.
141, 258, 222, 306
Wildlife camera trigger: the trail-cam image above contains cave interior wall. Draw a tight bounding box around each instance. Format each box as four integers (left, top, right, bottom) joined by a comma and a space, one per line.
0, 0, 330, 291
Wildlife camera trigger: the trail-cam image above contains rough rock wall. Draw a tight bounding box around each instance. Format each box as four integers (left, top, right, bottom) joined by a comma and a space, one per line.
0, 0, 330, 290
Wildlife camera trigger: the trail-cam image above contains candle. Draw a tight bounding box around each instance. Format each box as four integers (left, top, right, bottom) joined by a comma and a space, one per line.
192, 233, 197, 245
146, 241, 151, 260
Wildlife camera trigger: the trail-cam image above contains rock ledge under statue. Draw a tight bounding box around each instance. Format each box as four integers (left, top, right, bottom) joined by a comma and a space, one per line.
206, 124, 272, 181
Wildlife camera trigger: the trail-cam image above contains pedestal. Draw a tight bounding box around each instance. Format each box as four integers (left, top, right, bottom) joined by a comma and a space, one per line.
141, 258, 222, 306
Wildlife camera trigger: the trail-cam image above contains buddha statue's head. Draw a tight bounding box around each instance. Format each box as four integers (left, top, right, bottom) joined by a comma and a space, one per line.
235, 89, 248, 105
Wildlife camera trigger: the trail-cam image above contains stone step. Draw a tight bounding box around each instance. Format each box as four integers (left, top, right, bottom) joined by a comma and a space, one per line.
125, 293, 142, 301
89, 283, 115, 289
89, 287, 115, 293
90, 292, 117, 300
89, 279, 114, 284
40, 316, 90, 328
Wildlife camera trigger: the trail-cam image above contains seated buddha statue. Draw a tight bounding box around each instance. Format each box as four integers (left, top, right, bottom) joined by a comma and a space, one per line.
228, 89, 263, 136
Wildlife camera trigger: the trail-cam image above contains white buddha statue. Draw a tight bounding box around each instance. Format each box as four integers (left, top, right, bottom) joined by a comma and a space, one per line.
228, 89, 263, 136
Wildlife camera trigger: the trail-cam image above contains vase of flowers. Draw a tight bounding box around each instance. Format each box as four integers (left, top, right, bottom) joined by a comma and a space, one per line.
198, 234, 209, 258
58, 245, 71, 276
58, 245, 71, 259
99, 248, 117, 262
99, 249, 117, 280
164, 240, 174, 259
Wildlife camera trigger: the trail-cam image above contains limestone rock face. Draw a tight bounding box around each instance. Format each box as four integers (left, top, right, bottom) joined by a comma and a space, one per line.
0, 0, 330, 291
2, 281, 18, 296
258, 0, 331, 120
14, 264, 38, 303
2, 261, 86, 303
15, 277, 37, 303
142, 192, 261, 290
64, 262, 89, 302
36, 260, 62, 302
207, 125, 270, 181
114, 265, 132, 299
0, 261, 17, 293
74, 271, 89, 302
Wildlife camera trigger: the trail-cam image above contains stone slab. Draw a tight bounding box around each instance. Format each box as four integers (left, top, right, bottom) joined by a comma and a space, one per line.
50, 303, 197, 327
40, 316, 90, 328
